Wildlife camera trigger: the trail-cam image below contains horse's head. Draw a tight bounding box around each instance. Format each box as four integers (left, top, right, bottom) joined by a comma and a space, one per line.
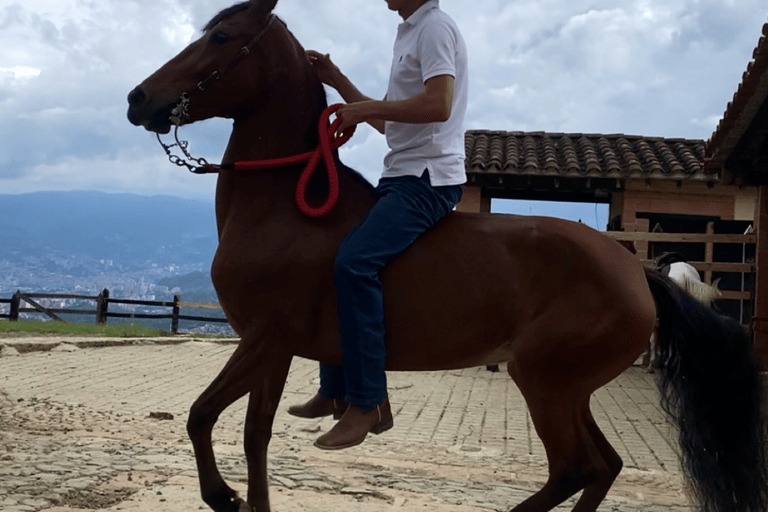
127, 0, 280, 133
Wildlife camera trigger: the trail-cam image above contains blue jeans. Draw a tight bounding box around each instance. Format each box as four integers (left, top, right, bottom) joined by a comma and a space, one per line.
319, 171, 463, 411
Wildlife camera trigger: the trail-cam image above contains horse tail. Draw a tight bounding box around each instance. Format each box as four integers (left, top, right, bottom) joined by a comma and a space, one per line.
645, 266, 768, 512
684, 277, 722, 306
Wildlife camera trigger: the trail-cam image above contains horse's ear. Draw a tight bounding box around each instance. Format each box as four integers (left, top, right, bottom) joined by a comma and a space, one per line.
253, 0, 278, 14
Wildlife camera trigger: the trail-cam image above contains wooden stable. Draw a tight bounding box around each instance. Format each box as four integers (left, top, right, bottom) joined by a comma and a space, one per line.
705, 21, 768, 370
457, 20, 768, 370
458, 132, 757, 324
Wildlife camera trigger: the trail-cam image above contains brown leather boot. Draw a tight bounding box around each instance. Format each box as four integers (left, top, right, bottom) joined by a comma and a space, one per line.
287, 394, 347, 419
313, 399, 393, 450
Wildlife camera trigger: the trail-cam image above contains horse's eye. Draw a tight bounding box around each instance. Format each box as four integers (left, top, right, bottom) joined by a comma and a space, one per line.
210, 32, 230, 45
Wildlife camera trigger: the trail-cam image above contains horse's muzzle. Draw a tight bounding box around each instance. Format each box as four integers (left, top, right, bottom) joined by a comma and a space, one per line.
126, 86, 174, 134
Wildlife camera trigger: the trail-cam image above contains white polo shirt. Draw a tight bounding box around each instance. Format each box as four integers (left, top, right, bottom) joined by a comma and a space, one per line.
382, 0, 468, 186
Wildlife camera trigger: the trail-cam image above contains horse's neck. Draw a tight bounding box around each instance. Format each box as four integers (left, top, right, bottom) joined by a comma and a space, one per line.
214, 73, 374, 237
222, 82, 319, 162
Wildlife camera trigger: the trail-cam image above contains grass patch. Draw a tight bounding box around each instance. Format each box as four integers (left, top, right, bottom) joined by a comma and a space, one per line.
0, 320, 169, 338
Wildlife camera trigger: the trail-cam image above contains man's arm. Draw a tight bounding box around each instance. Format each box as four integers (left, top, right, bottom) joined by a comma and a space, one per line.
306, 51, 455, 135
336, 75, 454, 134
307, 51, 386, 134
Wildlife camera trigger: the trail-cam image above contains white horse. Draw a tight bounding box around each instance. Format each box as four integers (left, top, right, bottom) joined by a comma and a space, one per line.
645, 259, 722, 370
666, 261, 722, 305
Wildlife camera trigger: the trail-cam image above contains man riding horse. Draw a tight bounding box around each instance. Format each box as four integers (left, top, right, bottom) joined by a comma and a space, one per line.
288, 0, 469, 450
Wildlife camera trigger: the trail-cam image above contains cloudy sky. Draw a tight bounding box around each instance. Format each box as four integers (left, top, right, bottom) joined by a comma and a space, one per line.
2, 0, 767, 228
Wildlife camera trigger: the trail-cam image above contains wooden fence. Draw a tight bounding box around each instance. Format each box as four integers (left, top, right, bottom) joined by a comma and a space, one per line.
605, 229, 756, 324
1, 229, 755, 330
604, 231, 755, 298
0, 289, 228, 334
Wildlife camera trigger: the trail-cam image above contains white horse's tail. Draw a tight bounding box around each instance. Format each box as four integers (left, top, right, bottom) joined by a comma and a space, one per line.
683, 277, 722, 306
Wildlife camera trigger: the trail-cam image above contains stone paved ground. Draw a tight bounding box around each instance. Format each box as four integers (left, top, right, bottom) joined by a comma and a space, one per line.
0, 337, 690, 512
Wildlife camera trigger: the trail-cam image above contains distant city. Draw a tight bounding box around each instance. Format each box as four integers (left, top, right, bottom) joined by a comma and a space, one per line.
0, 191, 231, 333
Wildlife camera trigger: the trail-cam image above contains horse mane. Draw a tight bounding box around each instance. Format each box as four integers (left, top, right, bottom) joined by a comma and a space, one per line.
283, 26, 375, 197
203, 1, 253, 32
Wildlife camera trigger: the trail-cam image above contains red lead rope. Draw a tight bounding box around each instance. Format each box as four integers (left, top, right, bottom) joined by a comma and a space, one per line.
214, 104, 355, 218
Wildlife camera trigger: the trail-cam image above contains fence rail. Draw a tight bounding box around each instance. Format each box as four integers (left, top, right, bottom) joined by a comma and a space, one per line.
0, 289, 228, 334
605, 227, 755, 322
604, 232, 756, 244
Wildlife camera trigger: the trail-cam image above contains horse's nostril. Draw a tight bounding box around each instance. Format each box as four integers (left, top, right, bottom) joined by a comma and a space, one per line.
127, 86, 147, 107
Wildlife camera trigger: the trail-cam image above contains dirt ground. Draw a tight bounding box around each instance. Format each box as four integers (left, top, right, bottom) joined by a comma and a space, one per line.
0, 389, 689, 512
0, 339, 693, 512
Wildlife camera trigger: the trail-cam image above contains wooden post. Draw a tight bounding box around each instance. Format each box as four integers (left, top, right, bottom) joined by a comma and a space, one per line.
704, 221, 715, 284
455, 185, 491, 213
9, 291, 20, 322
96, 288, 110, 325
171, 295, 181, 334
752, 185, 768, 371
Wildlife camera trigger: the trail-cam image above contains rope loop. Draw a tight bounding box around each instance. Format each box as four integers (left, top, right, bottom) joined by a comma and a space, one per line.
233, 104, 355, 218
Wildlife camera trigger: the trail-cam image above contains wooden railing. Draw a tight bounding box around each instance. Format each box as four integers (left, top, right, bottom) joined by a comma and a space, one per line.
604, 230, 755, 304
0, 289, 229, 334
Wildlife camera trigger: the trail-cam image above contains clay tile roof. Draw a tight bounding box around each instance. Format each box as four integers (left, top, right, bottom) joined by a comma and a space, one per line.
706, 21, 768, 172
465, 131, 712, 181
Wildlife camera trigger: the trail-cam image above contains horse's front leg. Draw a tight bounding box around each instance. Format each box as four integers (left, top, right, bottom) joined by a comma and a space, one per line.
187, 340, 289, 512
244, 354, 293, 512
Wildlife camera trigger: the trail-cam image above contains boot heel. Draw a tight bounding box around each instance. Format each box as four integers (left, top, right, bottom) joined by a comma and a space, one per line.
371, 417, 393, 435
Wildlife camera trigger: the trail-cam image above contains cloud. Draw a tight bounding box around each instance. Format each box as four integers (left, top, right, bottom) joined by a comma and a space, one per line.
0, 147, 218, 200
1, 0, 766, 200
466, 0, 766, 137
338, 126, 390, 185
0, 66, 41, 78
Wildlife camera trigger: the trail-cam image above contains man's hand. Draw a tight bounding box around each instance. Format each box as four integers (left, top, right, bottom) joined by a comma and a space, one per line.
306, 50, 341, 89
336, 101, 375, 136
306, 49, 385, 133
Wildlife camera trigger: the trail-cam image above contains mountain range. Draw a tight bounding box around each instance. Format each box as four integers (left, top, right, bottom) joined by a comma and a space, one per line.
0, 191, 219, 300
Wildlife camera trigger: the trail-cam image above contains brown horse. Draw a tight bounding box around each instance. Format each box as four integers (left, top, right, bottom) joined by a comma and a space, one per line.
126, 2, 768, 511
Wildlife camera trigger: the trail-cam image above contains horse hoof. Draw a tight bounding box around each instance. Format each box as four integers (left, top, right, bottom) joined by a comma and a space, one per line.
235, 498, 253, 512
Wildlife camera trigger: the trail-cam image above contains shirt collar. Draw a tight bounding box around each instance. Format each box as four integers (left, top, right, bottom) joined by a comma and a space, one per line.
402, 0, 439, 27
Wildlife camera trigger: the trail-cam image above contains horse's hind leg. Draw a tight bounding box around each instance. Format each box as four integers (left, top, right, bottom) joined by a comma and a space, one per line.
507, 369, 619, 512
507, 397, 595, 511
570, 402, 623, 512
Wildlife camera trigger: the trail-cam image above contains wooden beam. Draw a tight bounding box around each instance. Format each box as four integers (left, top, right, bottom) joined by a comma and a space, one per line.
604, 231, 756, 244
19, 293, 65, 322
24, 293, 99, 301
637, 260, 754, 273
719, 290, 753, 301
752, 185, 768, 371
178, 301, 223, 310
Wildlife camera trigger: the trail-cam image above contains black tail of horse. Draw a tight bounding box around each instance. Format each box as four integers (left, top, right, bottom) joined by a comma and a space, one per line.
645, 267, 768, 512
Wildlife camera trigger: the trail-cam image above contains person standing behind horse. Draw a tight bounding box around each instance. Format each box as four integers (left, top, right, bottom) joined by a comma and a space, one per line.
288, 0, 469, 450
